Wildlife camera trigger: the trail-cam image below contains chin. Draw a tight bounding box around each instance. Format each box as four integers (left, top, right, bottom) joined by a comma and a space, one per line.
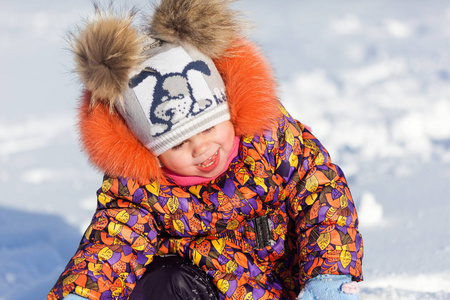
202, 162, 227, 178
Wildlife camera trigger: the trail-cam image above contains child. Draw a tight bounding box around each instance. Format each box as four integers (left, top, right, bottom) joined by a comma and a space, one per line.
48, 0, 363, 299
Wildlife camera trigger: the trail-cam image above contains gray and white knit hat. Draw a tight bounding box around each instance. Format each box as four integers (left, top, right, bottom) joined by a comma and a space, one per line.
70, 0, 242, 156
116, 39, 230, 155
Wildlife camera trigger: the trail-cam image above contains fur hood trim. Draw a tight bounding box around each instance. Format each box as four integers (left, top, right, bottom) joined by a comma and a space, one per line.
78, 39, 281, 180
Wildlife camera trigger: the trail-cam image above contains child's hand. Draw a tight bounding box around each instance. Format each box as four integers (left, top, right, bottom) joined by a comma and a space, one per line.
297, 275, 359, 300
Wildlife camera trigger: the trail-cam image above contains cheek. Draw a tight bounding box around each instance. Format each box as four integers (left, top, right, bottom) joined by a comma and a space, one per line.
216, 121, 235, 137
222, 123, 236, 148
159, 152, 190, 171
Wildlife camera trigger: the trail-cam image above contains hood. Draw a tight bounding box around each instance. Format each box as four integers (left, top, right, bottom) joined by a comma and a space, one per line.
78, 38, 281, 180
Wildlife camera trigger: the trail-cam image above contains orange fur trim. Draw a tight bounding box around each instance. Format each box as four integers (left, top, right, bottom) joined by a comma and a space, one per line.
78, 39, 281, 180
78, 91, 163, 180
215, 39, 281, 136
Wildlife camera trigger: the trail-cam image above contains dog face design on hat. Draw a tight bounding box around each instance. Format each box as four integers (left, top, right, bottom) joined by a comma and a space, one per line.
129, 59, 214, 137
119, 44, 230, 156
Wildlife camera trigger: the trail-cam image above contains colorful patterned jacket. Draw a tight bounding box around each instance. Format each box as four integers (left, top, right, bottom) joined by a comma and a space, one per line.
48, 40, 363, 300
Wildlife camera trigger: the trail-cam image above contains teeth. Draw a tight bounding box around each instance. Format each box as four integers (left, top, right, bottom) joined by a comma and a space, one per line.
199, 151, 218, 167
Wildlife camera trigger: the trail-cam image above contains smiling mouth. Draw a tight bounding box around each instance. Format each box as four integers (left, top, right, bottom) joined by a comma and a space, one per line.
198, 151, 219, 168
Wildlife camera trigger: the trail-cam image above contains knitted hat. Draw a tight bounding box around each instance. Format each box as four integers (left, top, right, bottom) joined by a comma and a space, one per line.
71, 0, 241, 156
117, 40, 229, 155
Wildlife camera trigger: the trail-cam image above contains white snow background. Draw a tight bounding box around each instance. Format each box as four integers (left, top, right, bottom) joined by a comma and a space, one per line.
1, 0, 449, 299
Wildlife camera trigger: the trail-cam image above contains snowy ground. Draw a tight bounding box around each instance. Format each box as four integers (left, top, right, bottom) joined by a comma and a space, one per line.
1, 0, 450, 299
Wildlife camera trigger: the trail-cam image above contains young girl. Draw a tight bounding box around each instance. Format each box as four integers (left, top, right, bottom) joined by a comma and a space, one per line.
48, 1, 363, 299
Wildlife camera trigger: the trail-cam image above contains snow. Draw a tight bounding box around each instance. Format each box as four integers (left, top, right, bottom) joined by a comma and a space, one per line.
1, 0, 450, 299
356, 193, 384, 229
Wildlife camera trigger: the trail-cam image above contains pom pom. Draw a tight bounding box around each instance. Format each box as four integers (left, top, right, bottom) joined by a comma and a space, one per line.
151, 0, 245, 58
70, 6, 145, 110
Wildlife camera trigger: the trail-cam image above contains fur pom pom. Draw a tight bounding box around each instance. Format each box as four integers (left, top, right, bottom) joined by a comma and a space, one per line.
151, 0, 244, 58
70, 7, 145, 110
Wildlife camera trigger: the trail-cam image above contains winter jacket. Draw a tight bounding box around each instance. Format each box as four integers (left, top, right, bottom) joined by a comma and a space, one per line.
48, 40, 363, 300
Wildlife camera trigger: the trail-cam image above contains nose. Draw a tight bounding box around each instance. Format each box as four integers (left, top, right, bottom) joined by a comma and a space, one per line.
190, 133, 210, 158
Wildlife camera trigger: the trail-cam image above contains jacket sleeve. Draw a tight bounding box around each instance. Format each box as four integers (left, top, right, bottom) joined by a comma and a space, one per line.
275, 107, 363, 285
48, 178, 159, 300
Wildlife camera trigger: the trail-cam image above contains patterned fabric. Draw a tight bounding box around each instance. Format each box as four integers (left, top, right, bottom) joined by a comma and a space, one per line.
48, 106, 363, 300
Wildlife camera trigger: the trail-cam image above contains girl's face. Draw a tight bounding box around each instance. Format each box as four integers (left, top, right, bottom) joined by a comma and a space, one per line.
158, 120, 235, 178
